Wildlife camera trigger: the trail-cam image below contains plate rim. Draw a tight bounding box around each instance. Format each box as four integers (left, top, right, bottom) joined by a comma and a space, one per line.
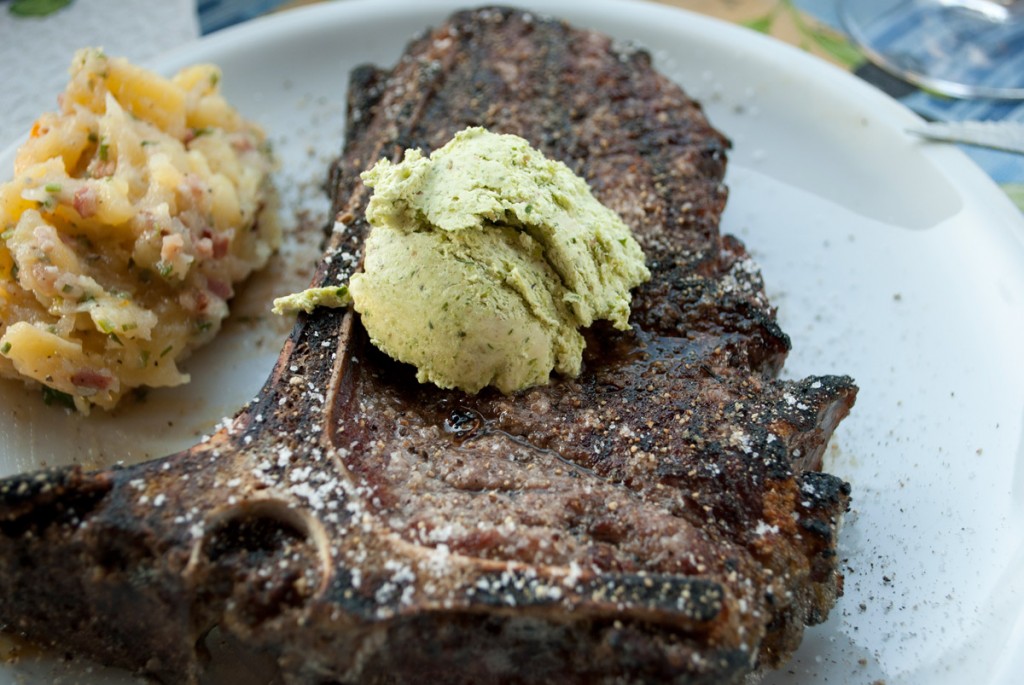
0, 1, 1022, 683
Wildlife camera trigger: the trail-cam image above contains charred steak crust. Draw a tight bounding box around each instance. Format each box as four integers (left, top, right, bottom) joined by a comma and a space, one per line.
0, 8, 856, 685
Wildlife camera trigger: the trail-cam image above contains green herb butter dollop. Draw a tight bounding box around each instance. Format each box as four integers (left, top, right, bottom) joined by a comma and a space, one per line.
353, 126, 650, 394
272, 286, 350, 315
277, 126, 650, 394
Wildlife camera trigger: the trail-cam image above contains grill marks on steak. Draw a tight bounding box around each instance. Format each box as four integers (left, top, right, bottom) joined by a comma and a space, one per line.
0, 7, 855, 685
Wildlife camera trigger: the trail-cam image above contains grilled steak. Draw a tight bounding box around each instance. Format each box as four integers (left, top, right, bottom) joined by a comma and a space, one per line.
0, 7, 856, 684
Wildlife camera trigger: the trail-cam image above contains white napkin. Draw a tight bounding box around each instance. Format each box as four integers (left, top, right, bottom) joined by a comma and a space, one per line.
0, 0, 199, 148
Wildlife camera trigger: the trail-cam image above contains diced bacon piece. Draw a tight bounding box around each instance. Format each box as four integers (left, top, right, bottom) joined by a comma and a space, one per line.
70, 369, 113, 391
72, 186, 98, 218
207, 278, 233, 301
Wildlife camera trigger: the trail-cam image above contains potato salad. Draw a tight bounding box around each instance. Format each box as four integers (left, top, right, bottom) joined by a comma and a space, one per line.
0, 48, 278, 412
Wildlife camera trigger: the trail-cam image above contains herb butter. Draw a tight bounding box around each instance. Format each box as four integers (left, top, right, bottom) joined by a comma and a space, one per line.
272, 286, 350, 315
349, 127, 649, 394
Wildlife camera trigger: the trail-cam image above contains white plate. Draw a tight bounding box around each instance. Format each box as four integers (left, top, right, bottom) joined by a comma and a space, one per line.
1, 1, 1023, 683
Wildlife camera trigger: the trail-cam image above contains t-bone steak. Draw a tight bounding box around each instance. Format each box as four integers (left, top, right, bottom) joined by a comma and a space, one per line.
0, 7, 856, 684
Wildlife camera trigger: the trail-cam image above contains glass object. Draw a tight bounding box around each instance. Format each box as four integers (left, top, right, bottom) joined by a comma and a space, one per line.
839, 0, 1024, 99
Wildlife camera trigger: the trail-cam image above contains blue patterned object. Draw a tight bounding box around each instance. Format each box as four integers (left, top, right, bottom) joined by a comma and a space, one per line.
197, 0, 291, 34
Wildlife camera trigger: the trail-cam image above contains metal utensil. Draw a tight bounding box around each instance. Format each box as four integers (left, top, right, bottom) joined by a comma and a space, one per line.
907, 120, 1024, 155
